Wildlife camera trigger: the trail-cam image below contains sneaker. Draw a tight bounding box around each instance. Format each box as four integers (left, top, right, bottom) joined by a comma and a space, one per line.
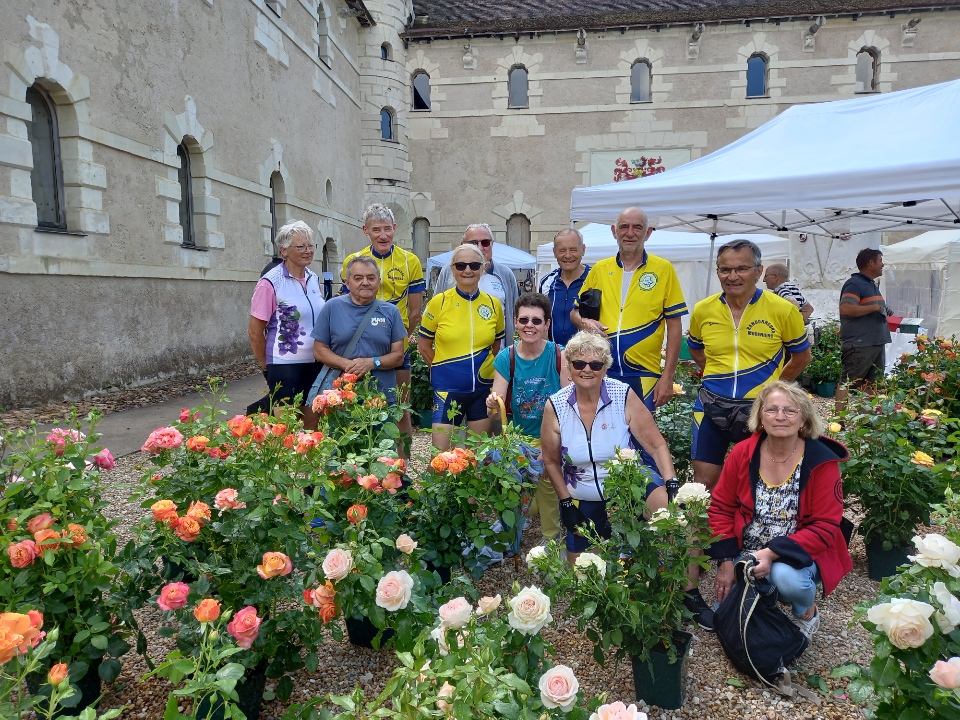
682, 589, 715, 632
790, 607, 820, 640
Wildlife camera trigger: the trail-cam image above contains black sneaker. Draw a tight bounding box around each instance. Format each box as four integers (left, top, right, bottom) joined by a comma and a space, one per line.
683, 589, 715, 631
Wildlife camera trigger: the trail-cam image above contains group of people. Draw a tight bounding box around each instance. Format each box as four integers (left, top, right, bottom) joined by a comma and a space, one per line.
248, 203, 866, 642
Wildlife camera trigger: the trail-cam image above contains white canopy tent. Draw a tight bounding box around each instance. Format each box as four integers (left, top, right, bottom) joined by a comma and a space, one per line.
537, 224, 789, 328
570, 80, 960, 239
882, 230, 960, 338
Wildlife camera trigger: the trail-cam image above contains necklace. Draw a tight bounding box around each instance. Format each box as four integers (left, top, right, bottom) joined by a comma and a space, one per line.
765, 438, 801, 464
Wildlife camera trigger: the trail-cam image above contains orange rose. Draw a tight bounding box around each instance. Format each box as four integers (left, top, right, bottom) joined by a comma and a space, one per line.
186, 435, 210, 452
448, 458, 469, 475
251, 427, 267, 443
430, 455, 449, 472
48, 662, 69, 685
339, 390, 357, 403
26, 513, 54, 534
227, 415, 254, 438
346, 504, 368, 524
319, 602, 338, 624
365, 397, 386, 409
175, 515, 202, 542
151, 500, 179, 525
272, 423, 287, 436
33, 529, 61, 552
186, 501, 211, 525
0, 612, 43, 663
283, 434, 295, 450
6, 540, 39, 568
193, 598, 221, 623
257, 551, 293, 579
65, 523, 87, 548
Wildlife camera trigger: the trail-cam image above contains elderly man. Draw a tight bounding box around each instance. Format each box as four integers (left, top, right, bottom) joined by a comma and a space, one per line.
314, 256, 407, 407
434, 223, 520, 341
571, 207, 687, 412
538, 228, 591, 347
341, 204, 425, 455
688, 239, 812, 492
764, 263, 814, 323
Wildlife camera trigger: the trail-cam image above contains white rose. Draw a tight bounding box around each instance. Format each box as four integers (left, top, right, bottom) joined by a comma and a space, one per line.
650, 508, 671, 523
574, 552, 606, 580
590, 701, 647, 720
375, 570, 414, 611
322, 548, 354, 582
933, 581, 960, 634
396, 533, 418, 554
526, 545, 547, 566
430, 625, 450, 656
867, 598, 936, 649
507, 586, 554, 635
539, 665, 580, 711
615, 447, 637, 462
909, 534, 960, 578
477, 595, 502, 615
439, 596, 473, 628
674, 482, 711, 504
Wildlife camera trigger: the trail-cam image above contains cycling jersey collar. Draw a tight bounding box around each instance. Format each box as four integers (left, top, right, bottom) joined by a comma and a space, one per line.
615, 251, 647, 270
456, 287, 481, 301
720, 287, 763, 305
369, 244, 395, 259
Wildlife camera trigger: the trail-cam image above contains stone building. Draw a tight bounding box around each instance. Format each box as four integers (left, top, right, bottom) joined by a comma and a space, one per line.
1, 0, 959, 404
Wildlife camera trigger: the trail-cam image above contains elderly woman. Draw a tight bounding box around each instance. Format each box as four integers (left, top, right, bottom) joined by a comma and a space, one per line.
418, 243, 505, 451
707, 380, 852, 639
248, 220, 325, 425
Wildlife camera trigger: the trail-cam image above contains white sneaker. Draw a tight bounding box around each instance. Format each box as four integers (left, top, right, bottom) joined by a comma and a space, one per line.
790, 608, 820, 640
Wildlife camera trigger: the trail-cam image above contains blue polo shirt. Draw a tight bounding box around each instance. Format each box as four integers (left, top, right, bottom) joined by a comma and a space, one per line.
538, 265, 591, 346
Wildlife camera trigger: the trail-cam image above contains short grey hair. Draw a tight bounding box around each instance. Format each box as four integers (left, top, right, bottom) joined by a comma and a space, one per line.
460, 223, 494, 244
563, 331, 613, 371
451, 243, 485, 267
363, 203, 395, 226
717, 239, 762, 267
747, 380, 823, 439
554, 228, 584, 245
345, 255, 381, 276
276, 221, 313, 250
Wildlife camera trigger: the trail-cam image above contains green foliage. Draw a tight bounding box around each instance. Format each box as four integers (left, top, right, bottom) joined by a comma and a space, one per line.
885, 334, 960, 419
808, 322, 843, 383
408, 346, 434, 412
655, 363, 699, 482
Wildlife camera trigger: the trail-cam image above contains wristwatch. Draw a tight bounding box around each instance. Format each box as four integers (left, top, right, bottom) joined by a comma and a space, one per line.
372, 356, 382, 369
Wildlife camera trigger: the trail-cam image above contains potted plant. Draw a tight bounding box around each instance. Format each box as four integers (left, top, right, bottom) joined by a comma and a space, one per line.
0, 416, 130, 714
528, 456, 713, 710
885, 334, 960, 419
808, 322, 842, 397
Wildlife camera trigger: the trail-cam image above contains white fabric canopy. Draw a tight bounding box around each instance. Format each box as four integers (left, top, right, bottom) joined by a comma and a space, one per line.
882, 230, 960, 338
571, 80, 960, 238
426, 242, 536, 273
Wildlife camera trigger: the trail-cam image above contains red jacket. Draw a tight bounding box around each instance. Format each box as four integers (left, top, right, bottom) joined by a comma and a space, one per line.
707, 433, 853, 596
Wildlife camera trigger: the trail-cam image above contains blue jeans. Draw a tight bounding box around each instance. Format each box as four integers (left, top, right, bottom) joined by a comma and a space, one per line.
769, 560, 820, 617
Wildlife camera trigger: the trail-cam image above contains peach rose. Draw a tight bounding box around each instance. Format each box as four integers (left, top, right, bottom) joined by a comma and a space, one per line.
867, 598, 936, 649
357, 475, 380, 492
439, 597, 472, 628
151, 500, 179, 525
227, 415, 254, 438
214, 488, 247, 511
175, 515, 202, 542
257, 551, 293, 579
395, 534, 418, 554
157, 582, 191, 611
0, 611, 44, 663
507, 586, 553, 635
477, 595, 502, 616
322, 548, 354, 582
6, 540, 39, 568
26, 513, 54, 534
346, 504, 368, 524
319, 602, 338, 624
429, 455, 448, 472
589, 702, 647, 720
187, 501, 211, 525
930, 657, 960, 689
376, 570, 414, 611
193, 598, 221, 623
48, 662, 69, 685
227, 606, 262, 649
303, 581, 337, 608
65, 524, 87, 548
539, 664, 580, 711
447, 458, 469, 475
142, 427, 184, 453
382, 473, 403, 494
33, 529, 61, 552
437, 681, 455, 712
186, 436, 210, 452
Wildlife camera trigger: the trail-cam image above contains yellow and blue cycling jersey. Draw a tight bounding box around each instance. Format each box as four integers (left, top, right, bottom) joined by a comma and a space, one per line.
688, 288, 810, 400
419, 287, 506, 393
341, 245, 425, 330
574, 252, 687, 379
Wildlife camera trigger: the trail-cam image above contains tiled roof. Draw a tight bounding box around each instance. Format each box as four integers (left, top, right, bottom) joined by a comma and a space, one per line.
404, 0, 954, 36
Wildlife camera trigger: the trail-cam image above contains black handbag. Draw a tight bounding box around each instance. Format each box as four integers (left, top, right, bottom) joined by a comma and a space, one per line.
578, 288, 602, 321
698, 386, 754, 442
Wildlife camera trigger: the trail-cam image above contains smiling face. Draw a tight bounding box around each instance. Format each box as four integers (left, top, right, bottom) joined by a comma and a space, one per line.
553, 231, 585, 273
759, 389, 804, 439
569, 352, 608, 392
717, 246, 763, 301
612, 207, 653, 258
345, 260, 381, 304
462, 226, 494, 263
515, 306, 549, 345
281, 231, 316, 270
451, 246, 483, 293
362, 218, 396, 255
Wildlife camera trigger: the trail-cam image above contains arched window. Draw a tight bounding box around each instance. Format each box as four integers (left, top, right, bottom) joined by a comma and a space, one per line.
322, 237, 336, 273
746, 54, 767, 98
380, 107, 395, 141
25, 85, 66, 230
508, 66, 528, 108
317, 3, 332, 66
176, 141, 196, 248
412, 71, 431, 111
381, 43, 392, 60
269, 172, 284, 247
856, 48, 879, 93
506, 214, 530, 252
630, 60, 652, 103
412, 217, 430, 263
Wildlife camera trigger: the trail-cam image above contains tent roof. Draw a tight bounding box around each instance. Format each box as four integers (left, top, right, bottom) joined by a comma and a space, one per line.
426, 242, 537, 271
883, 230, 960, 266
570, 80, 960, 238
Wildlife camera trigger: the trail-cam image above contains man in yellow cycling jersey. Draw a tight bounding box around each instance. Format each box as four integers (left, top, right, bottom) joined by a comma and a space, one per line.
687, 239, 811, 492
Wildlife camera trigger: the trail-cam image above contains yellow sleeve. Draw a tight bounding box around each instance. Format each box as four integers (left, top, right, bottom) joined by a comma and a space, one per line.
662, 263, 688, 318
419, 292, 441, 339
408, 254, 426, 294
687, 303, 704, 349
573, 265, 600, 309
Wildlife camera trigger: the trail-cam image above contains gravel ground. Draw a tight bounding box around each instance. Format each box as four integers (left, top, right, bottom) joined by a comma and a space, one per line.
9, 379, 875, 718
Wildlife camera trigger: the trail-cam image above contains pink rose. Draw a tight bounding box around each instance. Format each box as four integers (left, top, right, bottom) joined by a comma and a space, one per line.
214, 488, 247, 511
46, 428, 84, 455
437, 681, 455, 712
157, 582, 191, 611
142, 427, 184, 453
92, 449, 115, 470
477, 595, 502, 616
322, 548, 354, 582
930, 657, 960, 689
6, 540, 39, 568
227, 606, 262, 650
26, 513, 54, 534
357, 474, 380, 492
439, 597, 472, 628
257, 552, 292, 579
376, 570, 414, 611
395, 534, 418, 554
589, 702, 647, 720
179, 408, 192, 422
539, 665, 580, 711
382, 473, 403, 494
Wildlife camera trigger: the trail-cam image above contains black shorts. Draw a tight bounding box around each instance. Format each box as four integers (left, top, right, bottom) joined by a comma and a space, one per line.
842, 345, 885, 386
267, 362, 323, 405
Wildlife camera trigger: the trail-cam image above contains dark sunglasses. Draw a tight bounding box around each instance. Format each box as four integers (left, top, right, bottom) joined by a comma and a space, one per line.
571, 360, 604, 371
465, 238, 493, 248
453, 261, 483, 271
516, 316, 544, 326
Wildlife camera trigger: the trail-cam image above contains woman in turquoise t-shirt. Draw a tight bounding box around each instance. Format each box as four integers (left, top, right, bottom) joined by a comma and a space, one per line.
486, 293, 569, 542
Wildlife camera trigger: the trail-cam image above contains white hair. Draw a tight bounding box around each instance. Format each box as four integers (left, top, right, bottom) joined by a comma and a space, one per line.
276, 221, 313, 250
363, 203, 395, 226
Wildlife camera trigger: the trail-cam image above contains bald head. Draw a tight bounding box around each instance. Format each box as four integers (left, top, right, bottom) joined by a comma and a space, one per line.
763, 263, 789, 290
612, 207, 653, 264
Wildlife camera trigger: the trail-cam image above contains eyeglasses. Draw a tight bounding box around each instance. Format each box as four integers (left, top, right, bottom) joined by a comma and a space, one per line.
453, 261, 483, 271
464, 238, 493, 248
516, 316, 544, 326
291, 244, 316, 252
571, 360, 605, 371
717, 265, 757, 276
762, 406, 800, 418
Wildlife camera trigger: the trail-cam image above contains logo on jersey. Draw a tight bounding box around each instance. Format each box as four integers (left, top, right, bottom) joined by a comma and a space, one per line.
478, 304, 493, 320
387, 268, 405, 283
746, 319, 776, 339
637, 272, 659, 291
371, 316, 387, 327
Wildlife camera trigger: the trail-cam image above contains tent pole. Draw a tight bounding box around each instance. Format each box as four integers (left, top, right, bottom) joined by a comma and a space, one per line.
705, 218, 719, 296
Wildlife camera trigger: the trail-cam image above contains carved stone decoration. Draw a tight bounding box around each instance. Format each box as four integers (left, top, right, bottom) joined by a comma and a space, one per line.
804, 16, 825, 53
902, 18, 921, 48
687, 23, 704, 60
463, 42, 476, 70
576, 29, 587, 64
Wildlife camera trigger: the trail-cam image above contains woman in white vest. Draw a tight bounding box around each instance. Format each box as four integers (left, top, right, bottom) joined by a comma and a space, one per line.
248, 221, 325, 426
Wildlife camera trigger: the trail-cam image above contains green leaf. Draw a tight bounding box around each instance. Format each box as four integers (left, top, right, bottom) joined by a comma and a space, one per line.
217, 663, 245, 681
163, 693, 181, 720
277, 675, 294, 701
726, 678, 744, 687
501, 509, 516, 528
500, 674, 532, 695
829, 663, 861, 679
806, 675, 828, 693
99, 658, 122, 683
877, 656, 901, 687
90, 635, 109, 651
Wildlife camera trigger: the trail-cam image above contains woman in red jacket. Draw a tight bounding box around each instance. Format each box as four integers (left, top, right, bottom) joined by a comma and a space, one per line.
707, 380, 852, 640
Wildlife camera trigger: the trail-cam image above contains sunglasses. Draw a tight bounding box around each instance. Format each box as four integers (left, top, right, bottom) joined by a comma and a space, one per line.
516, 316, 544, 326
453, 261, 483, 271
464, 238, 493, 248
571, 360, 605, 371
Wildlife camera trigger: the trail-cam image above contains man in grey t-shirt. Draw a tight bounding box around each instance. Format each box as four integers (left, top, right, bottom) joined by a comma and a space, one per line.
311, 256, 406, 403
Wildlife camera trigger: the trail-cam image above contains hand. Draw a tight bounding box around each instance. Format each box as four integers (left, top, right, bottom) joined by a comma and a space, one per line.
714, 560, 736, 605
652, 375, 675, 408
343, 358, 375, 377
751, 547, 778, 579
580, 319, 608, 337
559, 498, 588, 533
486, 391, 502, 411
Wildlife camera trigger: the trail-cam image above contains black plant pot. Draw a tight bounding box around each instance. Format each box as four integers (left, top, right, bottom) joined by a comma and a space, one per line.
840, 516, 855, 547
27, 658, 102, 718
865, 538, 912, 581
195, 661, 268, 720
425, 559, 452, 585
345, 615, 394, 649
631, 630, 692, 711
160, 555, 199, 584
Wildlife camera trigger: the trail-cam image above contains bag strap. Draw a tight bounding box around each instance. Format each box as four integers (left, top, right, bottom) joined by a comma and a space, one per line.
345, 301, 381, 358
505, 344, 517, 414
